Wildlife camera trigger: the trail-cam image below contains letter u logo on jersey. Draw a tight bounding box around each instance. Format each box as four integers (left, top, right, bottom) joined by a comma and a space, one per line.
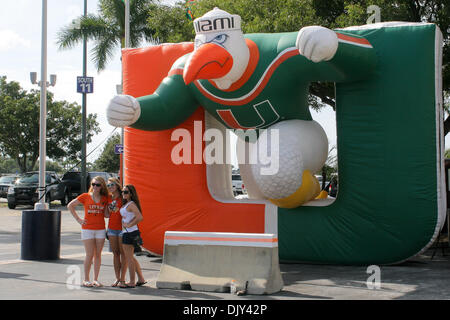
216, 100, 280, 130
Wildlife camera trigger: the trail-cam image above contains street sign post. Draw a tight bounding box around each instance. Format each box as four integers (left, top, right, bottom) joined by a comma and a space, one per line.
115, 144, 124, 155
77, 76, 93, 94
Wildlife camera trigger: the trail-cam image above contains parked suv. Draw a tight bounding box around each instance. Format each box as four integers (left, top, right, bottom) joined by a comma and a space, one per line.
7, 171, 68, 209
0, 175, 20, 198
61, 171, 111, 201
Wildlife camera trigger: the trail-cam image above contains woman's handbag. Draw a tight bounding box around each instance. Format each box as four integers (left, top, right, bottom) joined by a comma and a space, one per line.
124, 227, 143, 246
133, 231, 143, 246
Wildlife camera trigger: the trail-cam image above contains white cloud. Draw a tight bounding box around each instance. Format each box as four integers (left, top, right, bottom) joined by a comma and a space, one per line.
0, 29, 31, 51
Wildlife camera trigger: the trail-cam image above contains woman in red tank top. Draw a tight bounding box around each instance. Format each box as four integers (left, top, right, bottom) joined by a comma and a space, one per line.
106, 177, 127, 287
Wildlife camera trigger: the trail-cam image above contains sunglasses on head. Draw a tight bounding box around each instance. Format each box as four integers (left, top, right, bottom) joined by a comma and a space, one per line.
91, 183, 101, 187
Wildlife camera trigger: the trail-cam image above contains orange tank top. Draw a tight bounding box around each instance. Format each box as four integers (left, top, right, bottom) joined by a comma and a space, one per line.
77, 193, 108, 230
107, 196, 123, 231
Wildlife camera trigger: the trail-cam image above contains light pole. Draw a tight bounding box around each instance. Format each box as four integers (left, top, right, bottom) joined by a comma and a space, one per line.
81, 0, 88, 193
71, 1, 89, 191
30, 0, 56, 210
120, 0, 130, 185
125, 0, 130, 49
116, 0, 130, 185
21, 0, 61, 262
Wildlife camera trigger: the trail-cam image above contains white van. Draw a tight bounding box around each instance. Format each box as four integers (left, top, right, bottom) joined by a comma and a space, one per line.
232, 174, 245, 195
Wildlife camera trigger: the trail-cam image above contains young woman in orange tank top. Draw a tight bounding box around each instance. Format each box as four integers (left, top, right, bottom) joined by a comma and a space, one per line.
68, 176, 109, 288
106, 177, 127, 287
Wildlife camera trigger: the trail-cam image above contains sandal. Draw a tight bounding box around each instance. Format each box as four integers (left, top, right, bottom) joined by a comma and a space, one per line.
92, 281, 103, 287
119, 282, 135, 288
136, 281, 147, 287
82, 281, 93, 287
111, 280, 121, 287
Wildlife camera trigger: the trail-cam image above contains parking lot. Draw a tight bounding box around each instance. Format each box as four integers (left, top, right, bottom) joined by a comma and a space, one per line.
0, 198, 449, 302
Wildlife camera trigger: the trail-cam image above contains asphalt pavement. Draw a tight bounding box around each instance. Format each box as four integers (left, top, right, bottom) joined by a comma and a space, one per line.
0, 198, 449, 302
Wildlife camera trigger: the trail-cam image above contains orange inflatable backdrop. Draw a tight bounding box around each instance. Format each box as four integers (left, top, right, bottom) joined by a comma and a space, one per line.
122, 43, 270, 255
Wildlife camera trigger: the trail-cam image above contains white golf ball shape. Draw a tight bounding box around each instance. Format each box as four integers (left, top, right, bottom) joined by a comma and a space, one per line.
250, 119, 328, 200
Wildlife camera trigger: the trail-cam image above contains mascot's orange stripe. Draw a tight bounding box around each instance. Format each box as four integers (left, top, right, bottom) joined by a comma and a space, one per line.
168, 36, 370, 104
216, 109, 255, 129
168, 68, 184, 77
194, 48, 299, 106
165, 235, 278, 242
336, 33, 372, 47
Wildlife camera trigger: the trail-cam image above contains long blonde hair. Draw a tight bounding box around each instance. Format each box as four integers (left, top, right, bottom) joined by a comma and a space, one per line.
108, 177, 122, 197
88, 176, 108, 197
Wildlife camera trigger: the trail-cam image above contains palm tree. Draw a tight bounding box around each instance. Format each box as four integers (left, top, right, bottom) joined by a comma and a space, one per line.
57, 0, 156, 72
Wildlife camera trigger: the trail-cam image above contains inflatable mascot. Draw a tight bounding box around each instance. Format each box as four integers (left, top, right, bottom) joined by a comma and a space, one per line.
107, 8, 445, 265
108, 7, 376, 208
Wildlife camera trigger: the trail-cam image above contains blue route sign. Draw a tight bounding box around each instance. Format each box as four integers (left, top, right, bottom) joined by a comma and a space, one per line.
114, 144, 124, 154
77, 76, 94, 94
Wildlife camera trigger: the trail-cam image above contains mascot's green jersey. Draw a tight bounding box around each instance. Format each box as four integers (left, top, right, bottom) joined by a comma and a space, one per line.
132, 31, 376, 131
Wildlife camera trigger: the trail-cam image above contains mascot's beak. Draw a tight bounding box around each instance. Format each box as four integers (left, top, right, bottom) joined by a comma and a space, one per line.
183, 43, 233, 85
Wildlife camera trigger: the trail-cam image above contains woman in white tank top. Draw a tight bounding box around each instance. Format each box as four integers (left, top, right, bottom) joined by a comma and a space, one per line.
119, 184, 146, 288
120, 202, 139, 233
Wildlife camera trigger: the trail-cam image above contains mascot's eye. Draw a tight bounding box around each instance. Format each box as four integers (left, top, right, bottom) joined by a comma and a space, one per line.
213, 34, 228, 44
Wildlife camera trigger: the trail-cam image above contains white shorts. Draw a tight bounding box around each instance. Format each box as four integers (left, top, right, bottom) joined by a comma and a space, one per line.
81, 229, 106, 240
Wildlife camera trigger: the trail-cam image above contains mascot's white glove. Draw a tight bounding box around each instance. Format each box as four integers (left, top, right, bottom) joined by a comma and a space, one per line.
106, 94, 141, 128
296, 26, 338, 63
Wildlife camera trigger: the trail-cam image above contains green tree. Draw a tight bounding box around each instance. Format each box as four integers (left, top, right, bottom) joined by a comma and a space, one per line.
0, 157, 20, 174
0, 76, 100, 173
57, 0, 157, 72
148, 0, 324, 43
147, 3, 195, 43
319, 146, 338, 189
147, 0, 330, 111
445, 148, 450, 159
311, 0, 450, 129
93, 133, 121, 172
31, 160, 64, 174
149, 0, 449, 119
47, 97, 100, 166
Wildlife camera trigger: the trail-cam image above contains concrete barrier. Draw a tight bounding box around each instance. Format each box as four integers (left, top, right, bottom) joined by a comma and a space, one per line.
156, 231, 284, 294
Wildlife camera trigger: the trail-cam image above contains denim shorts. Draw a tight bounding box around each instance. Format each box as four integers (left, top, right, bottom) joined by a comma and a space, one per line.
107, 229, 123, 237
